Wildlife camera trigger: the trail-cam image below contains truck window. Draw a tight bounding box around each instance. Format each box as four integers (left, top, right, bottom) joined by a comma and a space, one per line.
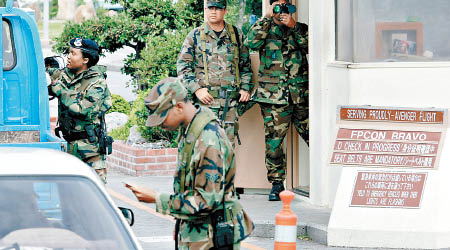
3, 20, 16, 71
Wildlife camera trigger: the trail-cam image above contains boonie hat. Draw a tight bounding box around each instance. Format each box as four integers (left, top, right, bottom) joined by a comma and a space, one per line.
207, 0, 227, 9
144, 77, 187, 127
69, 38, 100, 54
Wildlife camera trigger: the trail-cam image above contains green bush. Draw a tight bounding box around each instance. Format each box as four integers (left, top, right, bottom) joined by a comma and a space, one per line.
109, 121, 131, 141
50, 0, 58, 18
109, 90, 178, 147
108, 94, 131, 115
133, 89, 178, 147
131, 28, 189, 88
53, 0, 203, 89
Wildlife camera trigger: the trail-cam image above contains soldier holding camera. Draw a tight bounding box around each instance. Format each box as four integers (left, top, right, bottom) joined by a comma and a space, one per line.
48, 38, 112, 184
245, 0, 309, 201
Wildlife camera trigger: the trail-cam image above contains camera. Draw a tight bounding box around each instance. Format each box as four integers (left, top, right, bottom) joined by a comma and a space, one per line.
273, 3, 296, 14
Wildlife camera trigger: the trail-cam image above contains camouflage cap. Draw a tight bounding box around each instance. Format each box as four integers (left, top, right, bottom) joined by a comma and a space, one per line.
144, 77, 187, 127
207, 0, 227, 8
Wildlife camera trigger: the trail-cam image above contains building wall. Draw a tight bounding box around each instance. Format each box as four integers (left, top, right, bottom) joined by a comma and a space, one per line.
312, 0, 450, 207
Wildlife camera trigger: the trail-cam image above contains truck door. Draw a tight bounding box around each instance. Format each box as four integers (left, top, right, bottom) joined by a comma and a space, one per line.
1, 18, 40, 142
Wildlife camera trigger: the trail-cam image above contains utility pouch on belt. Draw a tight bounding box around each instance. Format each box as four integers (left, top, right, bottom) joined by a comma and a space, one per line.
85, 125, 97, 143
98, 131, 114, 155
214, 221, 234, 250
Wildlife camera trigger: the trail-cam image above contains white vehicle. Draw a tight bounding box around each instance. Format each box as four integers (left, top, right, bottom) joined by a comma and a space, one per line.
0, 147, 142, 250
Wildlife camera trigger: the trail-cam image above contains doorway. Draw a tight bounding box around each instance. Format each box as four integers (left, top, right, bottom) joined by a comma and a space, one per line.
233, 0, 311, 197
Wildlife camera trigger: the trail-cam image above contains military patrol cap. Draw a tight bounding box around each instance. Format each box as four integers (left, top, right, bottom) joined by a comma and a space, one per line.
69, 38, 100, 55
207, 0, 227, 9
145, 77, 188, 127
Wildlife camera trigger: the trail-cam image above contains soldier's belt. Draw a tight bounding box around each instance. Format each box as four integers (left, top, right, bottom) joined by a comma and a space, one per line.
179, 202, 243, 225
60, 130, 90, 142
209, 89, 239, 99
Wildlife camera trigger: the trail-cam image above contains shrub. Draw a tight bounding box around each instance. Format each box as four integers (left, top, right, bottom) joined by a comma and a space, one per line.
109, 121, 131, 141
133, 89, 178, 147
108, 94, 131, 115
109, 89, 178, 147
52, 0, 203, 89
131, 28, 189, 88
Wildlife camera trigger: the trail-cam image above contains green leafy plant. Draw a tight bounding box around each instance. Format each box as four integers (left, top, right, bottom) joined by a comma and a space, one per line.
109, 90, 178, 147
52, 0, 203, 89
109, 121, 132, 141
108, 94, 131, 115
131, 28, 189, 88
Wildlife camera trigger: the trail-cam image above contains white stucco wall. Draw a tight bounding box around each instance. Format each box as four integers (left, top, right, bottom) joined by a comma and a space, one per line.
310, 0, 450, 208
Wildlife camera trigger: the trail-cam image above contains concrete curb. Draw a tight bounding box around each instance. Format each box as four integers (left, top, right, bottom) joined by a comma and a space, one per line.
252, 220, 327, 245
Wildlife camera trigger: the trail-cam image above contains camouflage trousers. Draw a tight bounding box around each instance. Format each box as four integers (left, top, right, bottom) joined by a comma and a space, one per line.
208, 106, 238, 148
259, 102, 309, 183
68, 140, 107, 184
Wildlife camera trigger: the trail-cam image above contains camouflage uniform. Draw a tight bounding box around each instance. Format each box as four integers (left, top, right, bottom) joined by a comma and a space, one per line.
48, 65, 112, 183
145, 78, 254, 250
177, 7, 253, 147
245, 17, 309, 183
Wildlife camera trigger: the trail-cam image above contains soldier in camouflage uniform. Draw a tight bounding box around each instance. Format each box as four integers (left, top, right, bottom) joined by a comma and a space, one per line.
177, 0, 253, 147
244, 0, 309, 201
48, 38, 112, 184
126, 77, 254, 250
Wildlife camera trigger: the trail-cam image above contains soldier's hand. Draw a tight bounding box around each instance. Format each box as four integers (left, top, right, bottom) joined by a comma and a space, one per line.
265, 1, 278, 18
125, 183, 157, 203
195, 88, 214, 105
239, 90, 250, 102
280, 14, 296, 28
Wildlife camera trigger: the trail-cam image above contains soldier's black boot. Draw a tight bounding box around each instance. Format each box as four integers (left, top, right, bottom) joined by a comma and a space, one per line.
268, 181, 285, 201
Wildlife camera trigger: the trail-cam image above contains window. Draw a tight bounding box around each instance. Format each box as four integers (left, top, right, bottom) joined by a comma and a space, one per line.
336, 0, 450, 63
3, 20, 16, 70
0, 177, 136, 249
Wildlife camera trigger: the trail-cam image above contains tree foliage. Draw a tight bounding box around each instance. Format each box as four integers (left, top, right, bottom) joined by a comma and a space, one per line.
53, 0, 203, 87
131, 28, 190, 89
107, 94, 131, 115
55, 0, 262, 144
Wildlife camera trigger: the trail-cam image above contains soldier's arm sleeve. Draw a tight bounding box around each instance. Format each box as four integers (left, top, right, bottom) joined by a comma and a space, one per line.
177, 29, 201, 96
291, 22, 309, 50
48, 69, 64, 96
48, 77, 66, 97
156, 131, 226, 219
57, 78, 110, 120
237, 29, 253, 92
244, 17, 272, 51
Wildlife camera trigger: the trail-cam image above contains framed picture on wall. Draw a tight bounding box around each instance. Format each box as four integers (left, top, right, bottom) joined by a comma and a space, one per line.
376, 22, 423, 59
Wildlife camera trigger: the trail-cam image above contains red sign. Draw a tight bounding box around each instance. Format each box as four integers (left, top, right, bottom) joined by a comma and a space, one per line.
331, 128, 441, 168
333, 141, 438, 154
336, 129, 441, 142
331, 152, 435, 168
341, 107, 444, 124
351, 171, 427, 208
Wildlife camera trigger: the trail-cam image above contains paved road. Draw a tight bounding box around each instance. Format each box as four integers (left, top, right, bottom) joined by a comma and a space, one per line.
106, 171, 359, 250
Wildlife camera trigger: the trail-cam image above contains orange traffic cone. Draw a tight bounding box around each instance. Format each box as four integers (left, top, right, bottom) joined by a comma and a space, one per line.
274, 190, 297, 250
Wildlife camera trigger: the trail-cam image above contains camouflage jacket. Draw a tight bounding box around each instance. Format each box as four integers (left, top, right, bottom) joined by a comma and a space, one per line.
245, 17, 308, 105
48, 66, 112, 158
156, 107, 254, 243
177, 22, 253, 108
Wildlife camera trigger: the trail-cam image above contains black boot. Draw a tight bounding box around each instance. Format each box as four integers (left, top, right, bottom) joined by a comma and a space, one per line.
268, 181, 285, 201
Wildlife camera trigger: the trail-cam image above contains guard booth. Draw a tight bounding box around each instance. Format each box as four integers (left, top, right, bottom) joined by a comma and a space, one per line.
0, 0, 65, 150
234, 0, 311, 196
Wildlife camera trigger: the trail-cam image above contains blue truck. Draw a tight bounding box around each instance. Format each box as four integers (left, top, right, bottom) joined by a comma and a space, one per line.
0, 0, 66, 219
0, 0, 65, 150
